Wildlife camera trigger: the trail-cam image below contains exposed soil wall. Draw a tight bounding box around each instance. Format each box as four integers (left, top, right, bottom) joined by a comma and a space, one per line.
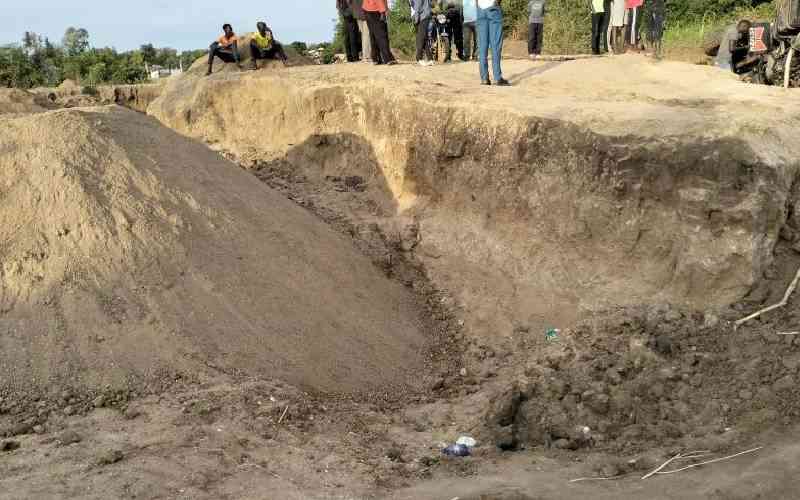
148, 59, 800, 340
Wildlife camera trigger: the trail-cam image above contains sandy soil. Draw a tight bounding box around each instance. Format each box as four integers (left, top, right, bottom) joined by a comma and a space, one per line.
2, 55, 800, 499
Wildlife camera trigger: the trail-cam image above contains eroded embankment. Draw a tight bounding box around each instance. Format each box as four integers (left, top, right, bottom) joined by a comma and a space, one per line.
147, 66, 800, 340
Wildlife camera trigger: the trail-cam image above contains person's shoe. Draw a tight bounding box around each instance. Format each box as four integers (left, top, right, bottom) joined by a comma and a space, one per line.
496, 78, 511, 86
250, 61, 258, 71
205, 68, 213, 76
417, 60, 428, 66
481, 79, 491, 85
386, 60, 398, 66
373, 61, 384, 65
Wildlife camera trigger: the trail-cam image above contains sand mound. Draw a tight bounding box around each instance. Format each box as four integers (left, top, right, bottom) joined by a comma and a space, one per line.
0, 106, 427, 400
0, 88, 55, 115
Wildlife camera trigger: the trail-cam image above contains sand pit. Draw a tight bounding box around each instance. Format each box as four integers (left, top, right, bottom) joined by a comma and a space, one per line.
0, 106, 429, 402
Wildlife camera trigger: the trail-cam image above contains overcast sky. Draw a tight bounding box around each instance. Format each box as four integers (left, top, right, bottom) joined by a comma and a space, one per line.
2, 1, 339, 51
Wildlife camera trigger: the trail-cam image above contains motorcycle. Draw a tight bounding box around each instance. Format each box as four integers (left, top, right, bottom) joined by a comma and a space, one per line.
735, 0, 800, 88
427, 12, 452, 63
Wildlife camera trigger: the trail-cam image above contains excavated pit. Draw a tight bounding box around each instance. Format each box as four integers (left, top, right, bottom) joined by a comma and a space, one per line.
148, 56, 800, 339
141, 56, 800, 455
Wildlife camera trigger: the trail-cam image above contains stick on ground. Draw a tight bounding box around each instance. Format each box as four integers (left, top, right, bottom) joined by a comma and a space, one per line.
656, 447, 763, 475
735, 266, 800, 329
278, 405, 289, 424
569, 474, 629, 483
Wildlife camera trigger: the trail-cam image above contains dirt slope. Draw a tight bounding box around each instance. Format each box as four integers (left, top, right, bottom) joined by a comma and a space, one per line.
0, 106, 428, 400
148, 55, 800, 340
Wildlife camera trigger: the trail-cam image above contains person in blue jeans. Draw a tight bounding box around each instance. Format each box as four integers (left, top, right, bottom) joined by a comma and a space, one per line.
476, 0, 510, 86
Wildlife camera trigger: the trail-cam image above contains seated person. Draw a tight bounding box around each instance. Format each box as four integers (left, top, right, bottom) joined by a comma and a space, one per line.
207, 23, 241, 75
250, 22, 288, 69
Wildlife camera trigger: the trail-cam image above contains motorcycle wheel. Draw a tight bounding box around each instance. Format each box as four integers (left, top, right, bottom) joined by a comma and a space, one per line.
438, 36, 449, 63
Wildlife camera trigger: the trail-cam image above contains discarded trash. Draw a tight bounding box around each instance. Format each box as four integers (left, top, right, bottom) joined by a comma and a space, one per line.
545, 328, 560, 342
442, 443, 471, 457
456, 436, 477, 447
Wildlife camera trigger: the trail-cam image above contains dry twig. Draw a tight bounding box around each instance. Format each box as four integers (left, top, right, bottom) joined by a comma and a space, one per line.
778, 331, 800, 336
278, 405, 289, 424
642, 451, 706, 479
735, 266, 800, 329
656, 447, 763, 475
569, 474, 629, 483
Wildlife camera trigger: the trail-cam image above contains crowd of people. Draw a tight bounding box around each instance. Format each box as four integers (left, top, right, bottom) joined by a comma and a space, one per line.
206, 1, 667, 85
591, 0, 666, 56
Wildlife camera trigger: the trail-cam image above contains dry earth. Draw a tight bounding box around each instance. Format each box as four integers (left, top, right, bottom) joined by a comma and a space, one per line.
2, 55, 800, 499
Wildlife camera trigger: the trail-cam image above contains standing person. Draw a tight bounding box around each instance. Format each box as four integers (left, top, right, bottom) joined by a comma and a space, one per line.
609, 0, 626, 53
476, 0, 509, 86
590, 0, 606, 55
363, 0, 397, 65
207, 23, 241, 75
249, 21, 289, 69
338, 0, 361, 62
462, 0, 478, 60
527, 0, 546, 57
647, 0, 665, 58
411, 0, 434, 65
446, 2, 465, 61
625, 0, 644, 49
352, 0, 372, 62
601, 0, 612, 52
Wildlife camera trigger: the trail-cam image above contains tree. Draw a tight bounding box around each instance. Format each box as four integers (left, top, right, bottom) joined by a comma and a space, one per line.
140, 43, 157, 64
63, 27, 89, 56
290, 41, 309, 54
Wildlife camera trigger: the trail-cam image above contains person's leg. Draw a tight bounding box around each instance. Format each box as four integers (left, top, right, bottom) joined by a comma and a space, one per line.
416, 19, 427, 61
488, 7, 504, 82
462, 23, 472, 60
357, 19, 372, 61
273, 41, 288, 62
601, 1, 611, 52
591, 13, 602, 55
374, 14, 395, 63
365, 12, 382, 62
249, 40, 260, 69
453, 20, 464, 60
469, 23, 478, 59
535, 23, 544, 55
343, 18, 354, 61
208, 42, 220, 73
528, 23, 536, 55
477, 9, 490, 81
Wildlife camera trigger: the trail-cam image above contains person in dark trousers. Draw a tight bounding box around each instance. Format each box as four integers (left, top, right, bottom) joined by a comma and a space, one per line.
477, 0, 509, 86
601, 0, 612, 52
528, 0, 545, 56
590, 0, 606, 55
446, 2, 465, 61
249, 22, 288, 69
338, 0, 361, 62
462, 0, 478, 60
646, 0, 665, 58
363, 0, 396, 64
411, 0, 434, 65
207, 24, 241, 75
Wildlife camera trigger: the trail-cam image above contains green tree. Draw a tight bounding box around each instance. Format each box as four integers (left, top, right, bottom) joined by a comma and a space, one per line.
140, 43, 157, 64
62, 27, 89, 56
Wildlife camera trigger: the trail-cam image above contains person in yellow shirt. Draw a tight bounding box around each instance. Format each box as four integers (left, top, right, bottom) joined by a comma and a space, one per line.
249, 22, 288, 69
207, 23, 242, 75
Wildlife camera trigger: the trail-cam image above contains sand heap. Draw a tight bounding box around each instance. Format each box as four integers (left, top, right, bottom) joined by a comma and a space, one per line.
0, 88, 55, 115
0, 106, 428, 400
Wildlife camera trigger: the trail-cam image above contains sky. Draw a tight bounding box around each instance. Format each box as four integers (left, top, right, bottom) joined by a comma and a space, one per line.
2, 1, 339, 52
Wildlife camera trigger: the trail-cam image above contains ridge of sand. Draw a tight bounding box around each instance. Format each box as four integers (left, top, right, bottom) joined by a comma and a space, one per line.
0, 106, 427, 398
